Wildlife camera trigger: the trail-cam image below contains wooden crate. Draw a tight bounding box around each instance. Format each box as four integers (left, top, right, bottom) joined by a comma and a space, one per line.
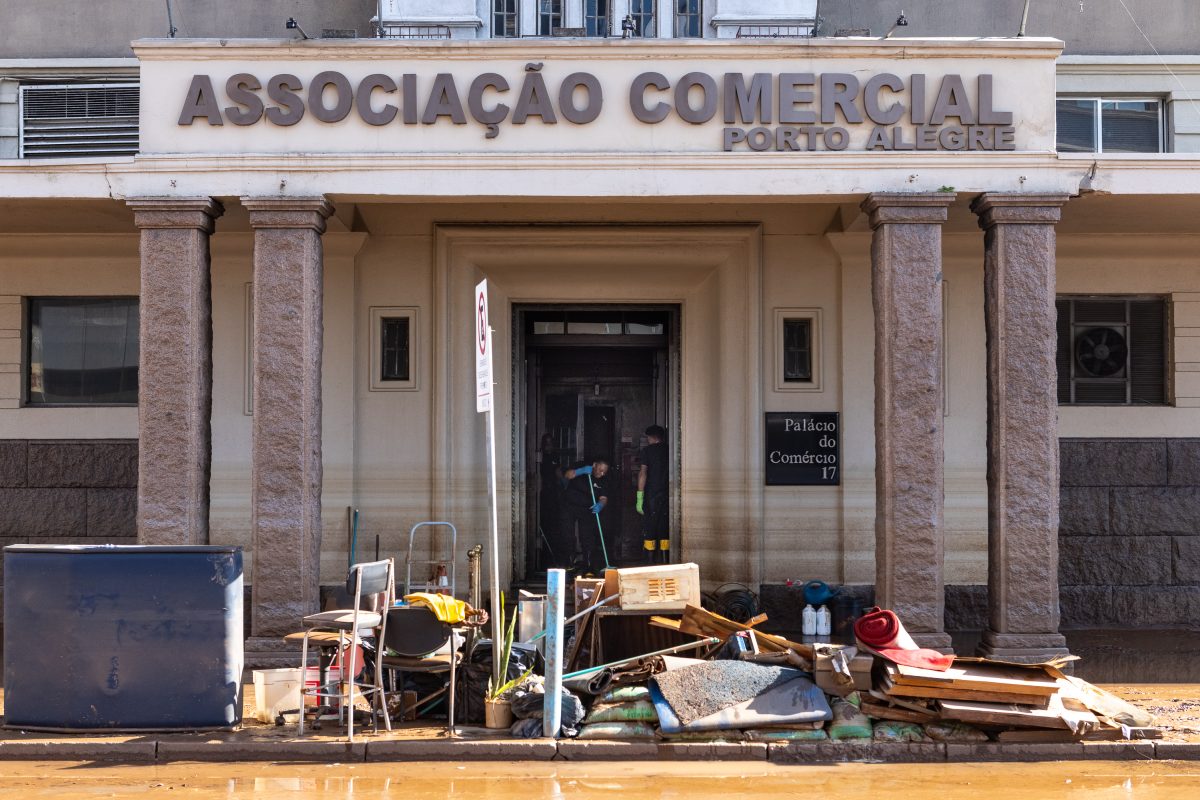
611, 563, 700, 611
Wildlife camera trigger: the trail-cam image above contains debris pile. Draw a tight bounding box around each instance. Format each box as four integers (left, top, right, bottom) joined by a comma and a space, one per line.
537, 566, 1160, 744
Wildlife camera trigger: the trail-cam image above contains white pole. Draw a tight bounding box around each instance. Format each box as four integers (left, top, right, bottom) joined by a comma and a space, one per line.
485, 326, 503, 686
543, 568, 565, 738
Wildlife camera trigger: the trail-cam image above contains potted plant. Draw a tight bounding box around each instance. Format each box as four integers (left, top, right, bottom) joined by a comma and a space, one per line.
484, 593, 532, 729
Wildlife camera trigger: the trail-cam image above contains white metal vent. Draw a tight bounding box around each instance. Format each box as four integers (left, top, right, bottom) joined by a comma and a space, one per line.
19, 83, 139, 158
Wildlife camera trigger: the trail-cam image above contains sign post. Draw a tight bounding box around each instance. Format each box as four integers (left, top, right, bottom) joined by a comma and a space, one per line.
475, 280, 503, 684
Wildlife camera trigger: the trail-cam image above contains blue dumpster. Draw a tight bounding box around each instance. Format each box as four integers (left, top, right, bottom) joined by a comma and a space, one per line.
3, 544, 243, 731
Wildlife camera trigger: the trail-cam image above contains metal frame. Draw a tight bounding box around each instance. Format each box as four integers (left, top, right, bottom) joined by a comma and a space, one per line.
404, 521, 459, 597
18, 82, 140, 159
1059, 294, 1169, 406
298, 558, 395, 743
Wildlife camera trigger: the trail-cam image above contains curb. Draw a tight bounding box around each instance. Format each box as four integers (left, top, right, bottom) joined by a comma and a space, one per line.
0, 736, 1194, 763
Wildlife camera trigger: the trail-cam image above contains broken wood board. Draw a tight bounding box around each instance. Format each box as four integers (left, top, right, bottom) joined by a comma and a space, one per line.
860, 701, 936, 724
938, 695, 1099, 733
1057, 676, 1156, 728
881, 665, 1051, 708
996, 726, 1162, 743
890, 661, 1060, 696
675, 604, 814, 660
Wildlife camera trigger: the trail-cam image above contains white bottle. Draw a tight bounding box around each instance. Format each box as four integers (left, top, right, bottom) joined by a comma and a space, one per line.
816, 605, 832, 636
802, 604, 817, 636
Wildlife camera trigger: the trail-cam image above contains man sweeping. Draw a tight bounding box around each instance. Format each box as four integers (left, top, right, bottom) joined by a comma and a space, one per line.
637, 425, 670, 564
559, 457, 611, 575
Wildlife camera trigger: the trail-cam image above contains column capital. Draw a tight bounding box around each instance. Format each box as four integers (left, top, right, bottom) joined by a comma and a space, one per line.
971, 193, 1071, 228
861, 192, 955, 228
242, 197, 334, 232
127, 197, 223, 232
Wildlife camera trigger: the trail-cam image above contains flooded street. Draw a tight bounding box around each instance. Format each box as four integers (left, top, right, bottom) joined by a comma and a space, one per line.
3, 760, 1200, 799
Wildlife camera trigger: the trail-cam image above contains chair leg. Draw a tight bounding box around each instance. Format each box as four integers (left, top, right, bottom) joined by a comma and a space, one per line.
298, 632, 309, 737
448, 645, 457, 738
345, 633, 355, 744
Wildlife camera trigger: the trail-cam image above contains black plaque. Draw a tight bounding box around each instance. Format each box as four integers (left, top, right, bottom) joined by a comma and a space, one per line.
765, 412, 840, 486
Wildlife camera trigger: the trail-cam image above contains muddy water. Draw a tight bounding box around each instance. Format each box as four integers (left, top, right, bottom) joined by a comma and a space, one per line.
3, 761, 1200, 799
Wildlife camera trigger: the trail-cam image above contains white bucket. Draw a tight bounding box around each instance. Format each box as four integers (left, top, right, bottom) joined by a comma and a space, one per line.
252, 668, 303, 724
303, 666, 345, 710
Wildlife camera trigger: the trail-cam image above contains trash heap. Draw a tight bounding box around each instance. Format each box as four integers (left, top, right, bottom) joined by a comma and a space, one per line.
537, 566, 1159, 744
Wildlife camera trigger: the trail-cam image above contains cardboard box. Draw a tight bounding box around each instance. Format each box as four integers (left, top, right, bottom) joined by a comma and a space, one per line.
610, 563, 701, 611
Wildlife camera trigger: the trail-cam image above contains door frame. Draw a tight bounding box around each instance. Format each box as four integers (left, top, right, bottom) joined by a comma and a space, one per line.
512, 303, 681, 583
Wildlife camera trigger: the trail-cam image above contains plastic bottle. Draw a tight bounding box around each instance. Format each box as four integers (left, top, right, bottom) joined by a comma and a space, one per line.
802, 604, 817, 636
816, 604, 832, 636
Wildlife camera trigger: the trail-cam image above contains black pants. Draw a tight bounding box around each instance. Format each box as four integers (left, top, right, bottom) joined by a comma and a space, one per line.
558, 503, 604, 574
642, 490, 669, 540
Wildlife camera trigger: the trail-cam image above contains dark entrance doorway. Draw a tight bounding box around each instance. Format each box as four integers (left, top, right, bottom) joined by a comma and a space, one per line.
515, 306, 678, 581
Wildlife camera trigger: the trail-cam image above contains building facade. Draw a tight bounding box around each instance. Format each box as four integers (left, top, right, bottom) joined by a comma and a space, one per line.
1, 1, 1198, 666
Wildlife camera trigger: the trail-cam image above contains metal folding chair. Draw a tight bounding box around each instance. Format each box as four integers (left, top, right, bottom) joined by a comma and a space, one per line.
298, 558, 394, 742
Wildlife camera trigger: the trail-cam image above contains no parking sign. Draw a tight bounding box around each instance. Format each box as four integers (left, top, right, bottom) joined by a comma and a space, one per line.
475, 279, 492, 413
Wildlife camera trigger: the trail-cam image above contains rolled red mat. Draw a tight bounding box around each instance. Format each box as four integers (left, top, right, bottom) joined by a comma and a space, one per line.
854, 607, 904, 649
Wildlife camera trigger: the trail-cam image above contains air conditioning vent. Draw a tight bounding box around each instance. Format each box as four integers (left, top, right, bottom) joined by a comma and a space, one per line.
20, 83, 139, 158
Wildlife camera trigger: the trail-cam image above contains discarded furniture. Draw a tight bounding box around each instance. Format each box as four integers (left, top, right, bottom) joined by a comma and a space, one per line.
404, 521, 458, 596
379, 605, 461, 735
2, 544, 243, 732
297, 558, 394, 742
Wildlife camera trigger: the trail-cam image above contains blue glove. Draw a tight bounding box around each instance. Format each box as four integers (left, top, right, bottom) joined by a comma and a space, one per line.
575, 465, 593, 476
589, 501, 603, 515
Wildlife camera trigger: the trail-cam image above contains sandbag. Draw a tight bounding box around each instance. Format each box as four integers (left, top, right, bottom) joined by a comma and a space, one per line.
827, 698, 873, 740
585, 700, 658, 724
872, 721, 930, 743
600, 686, 651, 704
576, 722, 657, 740
745, 727, 828, 742
924, 721, 989, 742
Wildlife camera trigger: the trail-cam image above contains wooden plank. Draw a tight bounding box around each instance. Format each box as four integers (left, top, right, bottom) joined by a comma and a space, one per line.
678, 604, 814, 659
860, 701, 938, 724
938, 695, 1099, 733
891, 661, 1060, 696
881, 665, 1051, 708
648, 616, 683, 632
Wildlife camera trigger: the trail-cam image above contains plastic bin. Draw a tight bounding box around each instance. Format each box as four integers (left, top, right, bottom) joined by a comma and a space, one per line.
253, 668, 303, 723
2, 544, 244, 731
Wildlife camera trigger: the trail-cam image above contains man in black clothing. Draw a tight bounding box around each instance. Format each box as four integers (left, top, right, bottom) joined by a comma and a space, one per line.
637, 425, 670, 564
558, 457, 610, 574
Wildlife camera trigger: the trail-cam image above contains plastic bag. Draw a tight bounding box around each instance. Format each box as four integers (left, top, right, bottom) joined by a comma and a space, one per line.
585, 700, 658, 724
924, 721, 989, 742
512, 686, 586, 730
576, 722, 657, 740
827, 698, 872, 740
872, 721, 929, 743
599, 686, 651, 704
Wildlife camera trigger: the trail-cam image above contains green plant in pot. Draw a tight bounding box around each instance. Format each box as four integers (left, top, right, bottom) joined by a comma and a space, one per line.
484, 592, 533, 729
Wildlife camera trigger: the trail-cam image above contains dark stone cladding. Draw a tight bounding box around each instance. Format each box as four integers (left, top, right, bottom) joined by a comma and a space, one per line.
0, 439, 138, 622
1059, 438, 1200, 629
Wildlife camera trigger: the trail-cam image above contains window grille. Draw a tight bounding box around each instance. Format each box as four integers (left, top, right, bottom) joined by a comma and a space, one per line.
630, 0, 657, 37
19, 83, 139, 158
493, 0, 519, 37
674, 0, 702, 37
374, 23, 452, 39
539, 0, 563, 36
585, 0, 611, 36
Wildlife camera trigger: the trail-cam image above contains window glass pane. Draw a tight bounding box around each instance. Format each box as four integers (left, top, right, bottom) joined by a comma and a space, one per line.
782, 319, 812, 382
539, 0, 563, 35
493, 0, 519, 37
533, 321, 565, 335
28, 297, 138, 404
675, 0, 702, 37
585, 0, 610, 36
567, 321, 623, 334
380, 317, 410, 381
630, 0, 656, 37
1101, 101, 1160, 153
1056, 99, 1097, 152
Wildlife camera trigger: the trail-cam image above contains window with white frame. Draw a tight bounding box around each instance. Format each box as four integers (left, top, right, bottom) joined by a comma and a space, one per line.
370, 307, 419, 391
1056, 98, 1164, 153
674, 0, 702, 38
585, 0, 611, 36
629, 0, 657, 37
538, 0, 564, 35
493, 0, 519, 37
774, 309, 822, 392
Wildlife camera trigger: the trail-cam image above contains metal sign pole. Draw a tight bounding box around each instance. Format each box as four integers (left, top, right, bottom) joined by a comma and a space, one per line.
475, 279, 503, 686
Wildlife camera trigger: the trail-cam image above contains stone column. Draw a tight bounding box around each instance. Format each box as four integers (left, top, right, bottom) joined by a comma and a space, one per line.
128, 198, 224, 545
243, 198, 333, 665
862, 193, 955, 651
972, 193, 1072, 662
